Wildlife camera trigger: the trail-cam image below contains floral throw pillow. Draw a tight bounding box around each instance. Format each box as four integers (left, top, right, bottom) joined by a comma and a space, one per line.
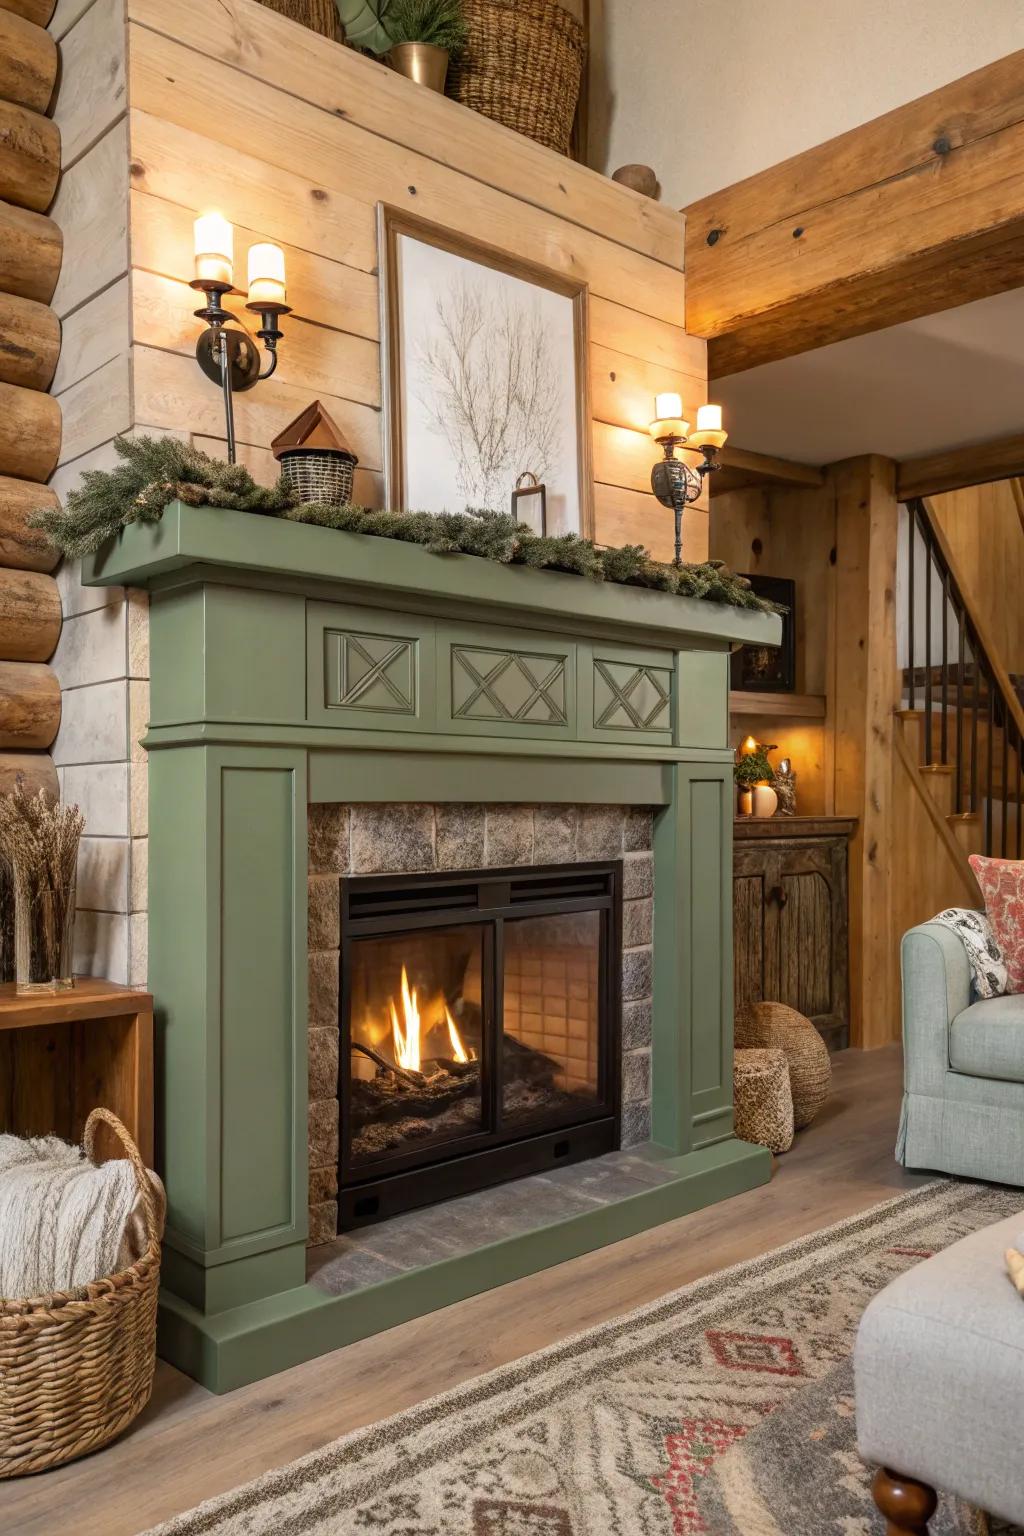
969, 855, 1024, 994
931, 907, 1008, 999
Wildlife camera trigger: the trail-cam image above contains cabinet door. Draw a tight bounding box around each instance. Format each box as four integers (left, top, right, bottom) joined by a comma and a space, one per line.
776, 840, 848, 1045
733, 846, 783, 1011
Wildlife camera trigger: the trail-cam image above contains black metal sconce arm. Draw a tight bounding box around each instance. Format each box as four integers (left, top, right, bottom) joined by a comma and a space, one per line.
190, 280, 291, 463
651, 438, 722, 566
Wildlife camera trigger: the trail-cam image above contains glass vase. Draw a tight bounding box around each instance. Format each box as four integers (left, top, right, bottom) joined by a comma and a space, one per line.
13, 865, 78, 994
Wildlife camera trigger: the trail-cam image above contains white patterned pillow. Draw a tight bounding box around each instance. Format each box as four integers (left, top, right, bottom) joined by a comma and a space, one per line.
931, 908, 1009, 999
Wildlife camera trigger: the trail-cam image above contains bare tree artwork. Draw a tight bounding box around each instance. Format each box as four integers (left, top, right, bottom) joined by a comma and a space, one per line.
414, 277, 565, 506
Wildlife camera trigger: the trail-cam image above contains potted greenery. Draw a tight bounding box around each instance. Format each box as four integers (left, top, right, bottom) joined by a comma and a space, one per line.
734, 742, 776, 817
335, 0, 467, 92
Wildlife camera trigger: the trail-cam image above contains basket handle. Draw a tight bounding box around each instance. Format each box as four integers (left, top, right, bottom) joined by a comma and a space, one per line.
84, 1107, 160, 1249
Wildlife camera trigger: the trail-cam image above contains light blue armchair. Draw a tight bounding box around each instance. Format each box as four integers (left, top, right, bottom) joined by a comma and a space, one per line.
899, 921, 1024, 1185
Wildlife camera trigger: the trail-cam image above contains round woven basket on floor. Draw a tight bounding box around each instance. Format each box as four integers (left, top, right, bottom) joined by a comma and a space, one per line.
0, 1109, 162, 1479
733, 1047, 794, 1154
448, 0, 585, 156
256, 0, 343, 42
734, 1001, 832, 1130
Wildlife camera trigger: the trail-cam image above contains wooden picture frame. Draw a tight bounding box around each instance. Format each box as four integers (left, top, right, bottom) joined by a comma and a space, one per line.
378, 205, 594, 537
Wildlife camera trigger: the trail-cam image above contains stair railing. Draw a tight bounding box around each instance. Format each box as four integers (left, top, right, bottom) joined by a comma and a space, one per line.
903, 497, 1023, 859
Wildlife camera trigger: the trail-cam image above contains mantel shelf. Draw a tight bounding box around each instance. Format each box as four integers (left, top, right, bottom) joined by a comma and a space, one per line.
730, 691, 826, 720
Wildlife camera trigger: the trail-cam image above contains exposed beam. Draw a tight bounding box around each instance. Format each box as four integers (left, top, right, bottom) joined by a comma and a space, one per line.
683, 51, 1024, 377
713, 446, 825, 496
896, 432, 1024, 501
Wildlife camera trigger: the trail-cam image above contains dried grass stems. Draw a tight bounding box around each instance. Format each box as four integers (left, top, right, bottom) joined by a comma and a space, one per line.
0, 787, 84, 982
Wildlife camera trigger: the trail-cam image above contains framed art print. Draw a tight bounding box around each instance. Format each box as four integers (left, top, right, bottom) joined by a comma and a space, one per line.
379, 207, 593, 537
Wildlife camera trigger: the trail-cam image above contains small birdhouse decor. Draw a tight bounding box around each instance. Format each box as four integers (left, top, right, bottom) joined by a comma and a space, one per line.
511, 472, 547, 536
271, 400, 358, 506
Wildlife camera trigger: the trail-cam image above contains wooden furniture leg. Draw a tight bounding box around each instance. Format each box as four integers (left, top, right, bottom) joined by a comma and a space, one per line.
872, 1466, 938, 1534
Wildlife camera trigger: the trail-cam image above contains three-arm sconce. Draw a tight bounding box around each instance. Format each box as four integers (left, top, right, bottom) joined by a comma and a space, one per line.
648, 394, 728, 565
190, 213, 291, 463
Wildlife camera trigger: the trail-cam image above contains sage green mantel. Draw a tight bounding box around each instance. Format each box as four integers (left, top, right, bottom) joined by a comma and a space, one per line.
84, 504, 780, 1392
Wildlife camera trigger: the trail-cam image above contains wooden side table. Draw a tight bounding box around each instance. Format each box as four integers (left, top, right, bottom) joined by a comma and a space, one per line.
0, 979, 153, 1165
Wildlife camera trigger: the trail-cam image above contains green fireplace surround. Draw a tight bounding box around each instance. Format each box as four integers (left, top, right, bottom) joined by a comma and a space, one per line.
83, 502, 782, 1392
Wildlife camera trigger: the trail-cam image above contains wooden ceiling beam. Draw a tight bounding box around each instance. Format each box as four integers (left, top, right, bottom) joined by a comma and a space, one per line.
712, 445, 825, 496
896, 432, 1024, 501
683, 51, 1024, 377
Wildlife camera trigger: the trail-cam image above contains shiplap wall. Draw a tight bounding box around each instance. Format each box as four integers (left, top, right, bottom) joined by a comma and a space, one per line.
52, 0, 707, 985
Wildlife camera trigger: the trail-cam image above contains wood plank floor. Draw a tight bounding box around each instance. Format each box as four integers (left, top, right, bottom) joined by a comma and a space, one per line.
1, 1045, 925, 1536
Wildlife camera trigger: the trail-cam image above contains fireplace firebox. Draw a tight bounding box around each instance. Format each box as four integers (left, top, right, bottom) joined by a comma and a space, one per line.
338, 862, 622, 1228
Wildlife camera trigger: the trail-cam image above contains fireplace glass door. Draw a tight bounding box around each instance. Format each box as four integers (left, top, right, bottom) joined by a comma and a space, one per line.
339, 863, 621, 1227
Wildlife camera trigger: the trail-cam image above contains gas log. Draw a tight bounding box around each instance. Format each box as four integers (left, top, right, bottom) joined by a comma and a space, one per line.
0, 10, 58, 115
0, 568, 61, 659
0, 291, 59, 389
0, 200, 62, 304
0, 380, 60, 481
0, 660, 59, 748
0, 476, 59, 571
0, 98, 60, 213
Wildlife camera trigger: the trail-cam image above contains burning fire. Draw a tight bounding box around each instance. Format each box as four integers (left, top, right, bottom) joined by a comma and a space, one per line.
386, 964, 474, 1070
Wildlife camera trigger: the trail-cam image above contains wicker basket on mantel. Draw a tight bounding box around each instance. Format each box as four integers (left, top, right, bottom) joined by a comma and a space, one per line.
0, 1110, 162, 1479
448, 0, 585, 155
256, 0, 344, 42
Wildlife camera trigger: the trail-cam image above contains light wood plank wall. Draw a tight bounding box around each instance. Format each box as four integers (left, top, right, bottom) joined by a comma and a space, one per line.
122, 0, 707, 559
927, 479, 1024, 680
52, 0, 708, 988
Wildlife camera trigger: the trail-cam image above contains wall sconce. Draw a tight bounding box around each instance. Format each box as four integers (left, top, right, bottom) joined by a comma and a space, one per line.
190, 213, 292, 463
649, 396, 728, 565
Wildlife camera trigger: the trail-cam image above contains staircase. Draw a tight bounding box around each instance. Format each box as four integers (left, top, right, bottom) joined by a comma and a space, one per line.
897, 499, 1024, 867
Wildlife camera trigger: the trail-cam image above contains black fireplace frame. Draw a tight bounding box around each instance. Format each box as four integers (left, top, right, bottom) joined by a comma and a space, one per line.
337, 860, 622, 1229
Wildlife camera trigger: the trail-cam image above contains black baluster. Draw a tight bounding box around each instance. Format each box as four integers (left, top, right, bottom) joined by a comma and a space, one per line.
1002, 700, 1009, 857
940, 569, 949, 765
924, 521, 933, 767
955, 617, 965, 814
907, 504, 916, 713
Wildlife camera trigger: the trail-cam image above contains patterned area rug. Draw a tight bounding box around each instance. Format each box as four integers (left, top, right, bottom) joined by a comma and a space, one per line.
146, 1180, 1023, 1536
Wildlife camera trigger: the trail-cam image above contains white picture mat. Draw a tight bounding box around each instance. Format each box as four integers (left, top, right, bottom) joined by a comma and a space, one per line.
396, 234, 582, 530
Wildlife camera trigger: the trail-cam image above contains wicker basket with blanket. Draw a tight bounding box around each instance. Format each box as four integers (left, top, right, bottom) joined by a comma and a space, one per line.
447, 0, 585, 155
0, 1109, 164, 1479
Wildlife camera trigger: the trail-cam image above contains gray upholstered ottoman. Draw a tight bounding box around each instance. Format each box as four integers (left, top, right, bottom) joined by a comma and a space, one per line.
855, 1210, 1024, 1532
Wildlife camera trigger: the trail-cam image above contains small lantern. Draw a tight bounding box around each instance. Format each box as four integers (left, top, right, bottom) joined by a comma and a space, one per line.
511, 472, 547, 535
272, 400, 358, 505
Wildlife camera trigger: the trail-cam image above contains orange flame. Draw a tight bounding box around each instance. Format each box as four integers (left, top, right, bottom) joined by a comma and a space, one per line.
390, 965, 421, 1071
446, 1006, 470, 1063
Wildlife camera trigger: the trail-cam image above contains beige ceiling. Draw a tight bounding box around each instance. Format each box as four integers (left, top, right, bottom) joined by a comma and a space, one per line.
715, 285, 1024, 467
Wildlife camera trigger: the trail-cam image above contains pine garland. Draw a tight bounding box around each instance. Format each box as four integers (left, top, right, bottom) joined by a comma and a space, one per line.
31, 435, 784, 615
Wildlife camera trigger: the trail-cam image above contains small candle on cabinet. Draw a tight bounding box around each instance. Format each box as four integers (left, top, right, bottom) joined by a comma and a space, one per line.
740, 735, 760, 756
247, 242, 287, 307
193, 212, 233, 287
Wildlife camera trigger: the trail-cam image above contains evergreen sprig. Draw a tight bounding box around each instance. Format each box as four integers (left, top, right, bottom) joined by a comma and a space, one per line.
31, 436, 784, 615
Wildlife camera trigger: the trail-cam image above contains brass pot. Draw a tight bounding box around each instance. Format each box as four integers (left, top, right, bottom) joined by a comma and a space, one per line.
387, 42, 450, 93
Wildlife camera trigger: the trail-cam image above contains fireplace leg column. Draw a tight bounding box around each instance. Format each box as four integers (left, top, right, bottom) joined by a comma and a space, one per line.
652, 760, 766, 1167
148, 743, 310, 1335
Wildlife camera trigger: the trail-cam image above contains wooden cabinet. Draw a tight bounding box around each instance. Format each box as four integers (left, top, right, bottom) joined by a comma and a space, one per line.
733, 817, 855, 1050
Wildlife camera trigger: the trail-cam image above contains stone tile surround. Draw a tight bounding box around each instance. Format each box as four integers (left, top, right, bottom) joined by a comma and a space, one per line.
307, 803, 656, 1245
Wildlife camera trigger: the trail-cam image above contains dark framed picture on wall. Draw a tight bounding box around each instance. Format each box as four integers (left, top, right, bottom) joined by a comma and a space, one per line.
378, 205, 594, 537
730, 574, 796, 692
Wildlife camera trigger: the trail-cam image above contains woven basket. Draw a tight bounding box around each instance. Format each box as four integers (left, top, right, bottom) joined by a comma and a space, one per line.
0, 1109, 162, 1479
279, 448, 357, 505
448, 0, 585, 156
734, 1001, 832, 1130
255, 0, 343, 41
733, 1047, 794, 1155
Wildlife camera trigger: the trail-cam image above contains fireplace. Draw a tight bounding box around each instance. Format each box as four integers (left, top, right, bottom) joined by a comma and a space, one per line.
339, 861, 621, 1227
